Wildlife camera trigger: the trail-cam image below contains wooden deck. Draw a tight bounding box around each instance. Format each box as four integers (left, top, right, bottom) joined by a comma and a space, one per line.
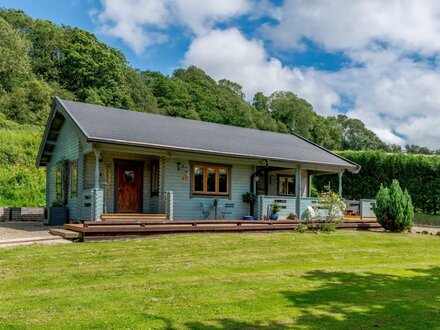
59, 218, 381, 242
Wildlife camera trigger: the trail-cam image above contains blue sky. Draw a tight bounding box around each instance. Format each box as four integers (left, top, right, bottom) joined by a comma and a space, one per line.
2, 0, 440, 149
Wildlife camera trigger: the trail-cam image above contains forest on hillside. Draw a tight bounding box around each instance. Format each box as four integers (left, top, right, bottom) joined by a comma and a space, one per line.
0, 9, 438, 206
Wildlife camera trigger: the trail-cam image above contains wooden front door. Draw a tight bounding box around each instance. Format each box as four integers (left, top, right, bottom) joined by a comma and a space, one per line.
115, 160, 143, 213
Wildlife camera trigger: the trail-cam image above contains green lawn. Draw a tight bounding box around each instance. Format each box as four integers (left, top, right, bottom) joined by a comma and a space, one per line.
0, 231, 439, 329
414, 212, 440, 227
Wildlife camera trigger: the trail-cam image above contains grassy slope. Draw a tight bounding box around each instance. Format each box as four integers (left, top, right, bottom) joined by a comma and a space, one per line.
0, 231, 439, 329
0, 117, 45, 207
414, 213, 440, 227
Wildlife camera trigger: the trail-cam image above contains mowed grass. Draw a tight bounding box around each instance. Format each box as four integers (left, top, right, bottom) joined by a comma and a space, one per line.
0, 231, 439, 329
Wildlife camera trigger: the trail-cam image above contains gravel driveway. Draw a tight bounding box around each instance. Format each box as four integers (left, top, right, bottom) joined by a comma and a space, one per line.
0, 221, 72, 248
412, 225, 440, 235
0, 221, 56, 240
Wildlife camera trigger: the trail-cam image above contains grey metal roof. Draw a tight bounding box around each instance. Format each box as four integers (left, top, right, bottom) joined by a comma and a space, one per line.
47, 97, 360, 171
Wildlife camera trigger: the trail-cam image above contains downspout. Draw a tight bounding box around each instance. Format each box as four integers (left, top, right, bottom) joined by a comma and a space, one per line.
264, 159, 269, 196
250, 167, 264, 217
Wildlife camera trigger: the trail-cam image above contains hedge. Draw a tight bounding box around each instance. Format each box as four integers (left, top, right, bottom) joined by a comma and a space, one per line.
313, 151, 440, 214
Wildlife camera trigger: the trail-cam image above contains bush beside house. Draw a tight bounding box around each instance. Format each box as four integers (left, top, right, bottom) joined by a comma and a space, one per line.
373, 179, 414, 232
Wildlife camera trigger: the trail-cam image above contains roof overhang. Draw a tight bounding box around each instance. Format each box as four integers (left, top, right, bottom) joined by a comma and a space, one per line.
36, 97, 361, 174
36, 97, 87, 167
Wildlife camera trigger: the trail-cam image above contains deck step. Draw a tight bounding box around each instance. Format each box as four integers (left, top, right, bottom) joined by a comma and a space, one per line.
100, 214, 167, 221
49, 228, 81, 239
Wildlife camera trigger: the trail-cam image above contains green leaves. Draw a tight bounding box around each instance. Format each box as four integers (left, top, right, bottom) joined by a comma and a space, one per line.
0, 17, 31, 92
374, 180, 414, 232
315, 151, 440, 214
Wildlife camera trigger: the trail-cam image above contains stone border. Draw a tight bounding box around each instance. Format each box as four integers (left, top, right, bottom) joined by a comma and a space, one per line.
0, 207, 45, 222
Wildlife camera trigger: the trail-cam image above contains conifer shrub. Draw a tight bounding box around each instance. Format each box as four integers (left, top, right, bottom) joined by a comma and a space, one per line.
373, 179, 414, 232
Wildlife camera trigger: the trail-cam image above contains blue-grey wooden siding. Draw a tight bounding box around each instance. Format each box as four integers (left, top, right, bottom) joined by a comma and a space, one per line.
46, 119, 80, 219
162, 157, 254, 220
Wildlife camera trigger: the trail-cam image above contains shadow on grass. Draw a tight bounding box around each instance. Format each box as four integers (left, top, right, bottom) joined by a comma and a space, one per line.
185, 319, 291, 330
147, 267, 440, 329
283, 266, 440, 329
143, 315, 291, 330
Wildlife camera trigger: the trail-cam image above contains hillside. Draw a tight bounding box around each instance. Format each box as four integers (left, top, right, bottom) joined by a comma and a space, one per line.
0, 9, 412, 206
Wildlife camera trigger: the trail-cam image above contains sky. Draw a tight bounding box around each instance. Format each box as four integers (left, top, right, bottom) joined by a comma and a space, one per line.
2, 0, 440, 149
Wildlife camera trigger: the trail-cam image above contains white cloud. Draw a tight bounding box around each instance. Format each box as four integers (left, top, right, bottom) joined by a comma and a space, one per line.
259, 0, 440, 148
93, 0, 440, 148
183, 28, 340, 116
264, 0, 440, 55
94, 0, 250, 54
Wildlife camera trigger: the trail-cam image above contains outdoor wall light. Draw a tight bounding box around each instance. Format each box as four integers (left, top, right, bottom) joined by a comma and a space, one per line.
176, 162, 186, 171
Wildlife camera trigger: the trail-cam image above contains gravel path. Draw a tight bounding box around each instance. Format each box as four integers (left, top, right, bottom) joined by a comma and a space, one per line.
0, 221, 56, 240
412, 225, 440, 236
0, 221, 72, 248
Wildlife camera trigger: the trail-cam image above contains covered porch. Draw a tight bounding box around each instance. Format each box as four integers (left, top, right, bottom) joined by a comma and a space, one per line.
249, 162, 372, 220
78, 143, 174, 221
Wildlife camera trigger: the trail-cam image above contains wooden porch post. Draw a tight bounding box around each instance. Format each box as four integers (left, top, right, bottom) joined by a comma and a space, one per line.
94, 149, 100, 189
264, 160, 269, 196
295, 164, 302, 217
338, 171, 343, 198
92, 148, 103, 221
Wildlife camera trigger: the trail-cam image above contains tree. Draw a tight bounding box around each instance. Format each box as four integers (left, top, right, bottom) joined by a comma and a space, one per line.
269, 91, 316, 139
386, 144, 403, 153
335, 115, 387, 150
60, 28, 131, 108
373, 179, 414, 232
405, 144, 433, 155
252, 92, 269, 112
310, 116, 343, 150
0, 17, 31, 92
218, 79, 245, 99
0, 77, 53, 124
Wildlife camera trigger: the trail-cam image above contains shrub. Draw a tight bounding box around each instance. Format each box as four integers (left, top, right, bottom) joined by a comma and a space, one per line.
320, 222, 337, 233
373, 179, 414, 232
296, 223, 308, 233
315, 187, 345, 222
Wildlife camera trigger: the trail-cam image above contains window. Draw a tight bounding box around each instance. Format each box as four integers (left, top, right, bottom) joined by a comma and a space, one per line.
191, 164, 230, 196
278, 175, 295, 196
151, 160, 159, 196
70, 161, 78, 198
55, 164, 62, 199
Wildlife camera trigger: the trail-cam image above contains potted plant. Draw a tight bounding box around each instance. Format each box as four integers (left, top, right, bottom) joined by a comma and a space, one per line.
213, 197, 219, 207
47, 198, 68, 226
269, 202, 280, 220
242, 192, 257, 220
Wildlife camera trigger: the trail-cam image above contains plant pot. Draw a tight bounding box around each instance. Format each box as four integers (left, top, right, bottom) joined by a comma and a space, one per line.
213, 200, 218, 207
47, 206, 68, 226
269, 213, 278, 220
242, 215, 254, 220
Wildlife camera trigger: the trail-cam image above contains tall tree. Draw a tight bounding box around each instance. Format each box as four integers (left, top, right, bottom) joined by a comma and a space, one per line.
252, 92, 269, 113
335, 115, 387, 150
310, 116, 343, 150
405, 144, 433, 155
268, 91, 316, 139
0, 17, 31, 92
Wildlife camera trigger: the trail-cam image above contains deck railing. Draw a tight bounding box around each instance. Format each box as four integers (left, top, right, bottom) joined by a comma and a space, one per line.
255, 195, 376, 220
